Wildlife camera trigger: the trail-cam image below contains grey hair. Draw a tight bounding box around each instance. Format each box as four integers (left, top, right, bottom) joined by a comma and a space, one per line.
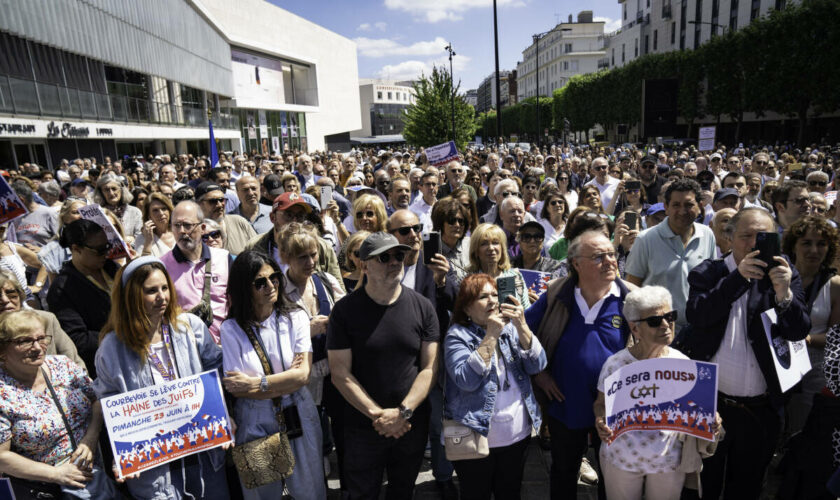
499, 195, 524, 214
494, 179, 519, 197
566, 229, 608, 265
38, 180, 61, 198
386, 159, 400, 170
806, 170, 829, 182
94, 173, 133, 205
623, 286, 673, 322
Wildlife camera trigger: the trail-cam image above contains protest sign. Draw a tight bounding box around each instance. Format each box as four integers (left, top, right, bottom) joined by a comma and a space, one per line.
425, 141, 460, 167
78, 204, 131, 259
698, 126, 716, 152
604, 358, 718, 442
519, 269, 552, 298
102, 370, 232, 478
760, 308, 811, 392
0, 175, 27, 225
824, 191, 837, 205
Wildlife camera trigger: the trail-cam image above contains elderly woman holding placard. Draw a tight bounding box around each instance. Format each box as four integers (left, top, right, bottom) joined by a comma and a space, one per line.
593, 286, 722, 500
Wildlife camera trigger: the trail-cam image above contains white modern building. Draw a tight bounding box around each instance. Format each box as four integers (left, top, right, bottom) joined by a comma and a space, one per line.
605, 0, 797, 70
516, 11, 606, 101
350, 79, 416, 143
0, 0, 360, 169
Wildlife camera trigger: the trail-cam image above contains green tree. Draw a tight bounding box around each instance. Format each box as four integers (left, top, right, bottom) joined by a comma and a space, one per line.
518, 97, 553, 140
402, 66, 477, 150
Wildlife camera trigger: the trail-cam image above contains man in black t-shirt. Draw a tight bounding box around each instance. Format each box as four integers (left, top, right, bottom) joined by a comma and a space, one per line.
327, 231, 440, 500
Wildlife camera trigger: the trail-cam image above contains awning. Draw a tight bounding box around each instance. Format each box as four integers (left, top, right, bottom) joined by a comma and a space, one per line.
349, 134, 406, 145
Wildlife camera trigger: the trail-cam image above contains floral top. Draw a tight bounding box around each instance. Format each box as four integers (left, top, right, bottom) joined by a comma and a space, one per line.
0, 355, 95, 465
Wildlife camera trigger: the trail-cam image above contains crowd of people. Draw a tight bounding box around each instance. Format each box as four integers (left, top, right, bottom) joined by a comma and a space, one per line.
0, 140, 837, 500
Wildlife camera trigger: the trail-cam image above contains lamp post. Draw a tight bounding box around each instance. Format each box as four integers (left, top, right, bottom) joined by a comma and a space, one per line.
445, 43, 457, 143
532, 27, 571, 150
493, 0, 502, 144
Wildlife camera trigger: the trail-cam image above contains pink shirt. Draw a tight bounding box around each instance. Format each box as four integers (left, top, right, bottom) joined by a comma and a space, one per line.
160, 244, 230, 343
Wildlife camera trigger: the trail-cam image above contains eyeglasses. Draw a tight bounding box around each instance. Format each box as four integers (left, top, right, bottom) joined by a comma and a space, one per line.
374, 251, 406, 264
173, 221, 200, 232
201, 230, 222, 241
635, 310, 678, 327
356, 210, 375, 219
809, 181, 827, 187
557, 177, 569, 182
253, 272, 283, 291
499, 191, 519, 198
579, 251, 617, 264
394, 224, 423, 236
519, 232, 544, 243
788, 196, 811, 206
754, 161, 768, 166
594, 165, 607, 171
641, 164, 656, 169
204, 197, 226, 205
548, 199, 565, 207
447, 217, 466, 226
10, 335, 53, 349
84, 242, 113, 256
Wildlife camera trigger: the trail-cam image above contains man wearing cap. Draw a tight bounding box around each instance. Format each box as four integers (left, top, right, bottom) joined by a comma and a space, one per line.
260, 174, 284, 206
68, 178, 90, 201
231, 176, 272, 234
638, 154, 666, 204
195, 182, 255, 255
712, 188, 741, 212
584, 157, 619, 210
709, 153, 725, 179
327, 232, 440, 500
244, 192, 344, 289
626, 179, 716, 332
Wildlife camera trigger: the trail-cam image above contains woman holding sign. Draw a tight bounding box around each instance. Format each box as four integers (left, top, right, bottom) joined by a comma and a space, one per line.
93, 257, 229, 500
593, 286, 722, 500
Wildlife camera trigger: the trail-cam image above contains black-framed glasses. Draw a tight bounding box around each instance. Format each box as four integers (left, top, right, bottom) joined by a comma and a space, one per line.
788, 196, 811, 206
809, 181, 827, 187
549, 199, 565, 207
84, 242, 113, 256
594, 165, 607, 171
447, 217, 465, 226
375, 251, 406, 264
519, 232, 544, 243
201, 230, 222, 241
635, 310, 678, 327
394, 224, 423, 236
173, 221, 200, 232
253, 272, 283, 291
204, 197, 226, 205
356, 210, 375, 219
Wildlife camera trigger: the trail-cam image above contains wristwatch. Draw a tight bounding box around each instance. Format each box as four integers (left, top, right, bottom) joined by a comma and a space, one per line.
398, 404, 413, 420
259, 375, 269, 392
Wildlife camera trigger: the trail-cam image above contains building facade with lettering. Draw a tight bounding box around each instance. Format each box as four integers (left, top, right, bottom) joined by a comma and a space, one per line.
0, 0, 359, 169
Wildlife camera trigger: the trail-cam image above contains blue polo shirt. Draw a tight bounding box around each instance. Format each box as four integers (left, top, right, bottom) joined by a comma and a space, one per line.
549, 283, 626, 429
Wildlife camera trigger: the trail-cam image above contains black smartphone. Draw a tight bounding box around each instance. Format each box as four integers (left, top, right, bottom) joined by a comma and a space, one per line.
496, 276, 517, 307
754, 231, 781, 269
423, 231, 441, 265
625, 180, 641, 191
624, 211, 638, 230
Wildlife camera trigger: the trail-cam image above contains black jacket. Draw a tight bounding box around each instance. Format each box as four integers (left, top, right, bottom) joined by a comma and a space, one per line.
683, 256, 810, 406
46, 259, 119, 378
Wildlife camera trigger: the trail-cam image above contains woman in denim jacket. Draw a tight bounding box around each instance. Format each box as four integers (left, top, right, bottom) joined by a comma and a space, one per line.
443, 273, 547, 500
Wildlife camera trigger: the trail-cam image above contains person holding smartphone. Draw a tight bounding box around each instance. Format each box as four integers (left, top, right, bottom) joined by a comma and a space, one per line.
607, 178, 649, 220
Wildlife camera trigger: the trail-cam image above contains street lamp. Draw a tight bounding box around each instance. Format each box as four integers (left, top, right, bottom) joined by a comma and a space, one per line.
445, 43, 457, 143
687, 19, 728, 36
532, 27, 571, 150
493, 0, 502, 143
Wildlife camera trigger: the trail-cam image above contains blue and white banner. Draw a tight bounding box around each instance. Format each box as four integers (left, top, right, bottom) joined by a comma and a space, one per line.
604, 358, 718, 442
425, 141, 460, 167
102, 370, 232, 478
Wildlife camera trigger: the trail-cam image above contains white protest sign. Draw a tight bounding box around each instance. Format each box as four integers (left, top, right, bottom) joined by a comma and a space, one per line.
425, 141, 460, 167
760, 308, 811, 392
78, 204, 131, 259
698, 126, 716, 152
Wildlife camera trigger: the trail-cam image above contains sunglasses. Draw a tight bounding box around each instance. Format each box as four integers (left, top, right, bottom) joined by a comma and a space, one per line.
356, 210, 376, 219
201, 230, 222, 241
447, 217, 465, 226
641, 164, 656, 169
394, 224, 423, 236
635, 310, 678, 327
374, 251, 406, 264
519, 232, 544, 242
499, 191, 519, 198
204, 197, 226, 205
253, 272, 283, 291
548, 199, 565, 207
84, 242, 113, 256
809, 181, 827, 187
594, 165, 607, 171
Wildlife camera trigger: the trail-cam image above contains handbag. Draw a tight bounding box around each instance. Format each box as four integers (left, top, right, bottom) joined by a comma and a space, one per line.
189, 254, 214, 327
231, 319, 295, 489
442, 419, 489, 461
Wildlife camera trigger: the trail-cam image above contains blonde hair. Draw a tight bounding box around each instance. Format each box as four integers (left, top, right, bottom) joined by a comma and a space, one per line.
352, 194, 387, 233
278, 222, 319, 260
341, 230, 371, 273
0, 310, 46, 343
468, 223, 511, 273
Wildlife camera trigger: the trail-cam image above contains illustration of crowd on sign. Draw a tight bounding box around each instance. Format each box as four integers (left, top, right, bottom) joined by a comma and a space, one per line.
116, 415, 231, 475
609, 400, 716, 441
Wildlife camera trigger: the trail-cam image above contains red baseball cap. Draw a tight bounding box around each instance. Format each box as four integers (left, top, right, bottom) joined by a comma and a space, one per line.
272, 192, 311, 213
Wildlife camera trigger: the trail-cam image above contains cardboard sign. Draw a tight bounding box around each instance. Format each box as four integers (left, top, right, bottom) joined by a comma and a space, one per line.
519, 269, 552, 298
425, 141, 460, 167
102, 370, 233, 478
760, 308, 811, 392
0, 175, 28, 225
604, 358, 718, 442
78, 204, 131, 259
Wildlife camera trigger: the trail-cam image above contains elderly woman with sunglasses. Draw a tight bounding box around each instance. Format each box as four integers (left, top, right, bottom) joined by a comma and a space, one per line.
94, 257, 229, 500
594, 286, 722, 500
538, 188, 570, 252
221, 251, 325, 500
201, 219, 226, 251
432, 198, 472, 283
46, 220, 118, 378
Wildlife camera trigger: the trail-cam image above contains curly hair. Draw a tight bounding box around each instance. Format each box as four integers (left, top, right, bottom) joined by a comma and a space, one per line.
782, 215, 839, 269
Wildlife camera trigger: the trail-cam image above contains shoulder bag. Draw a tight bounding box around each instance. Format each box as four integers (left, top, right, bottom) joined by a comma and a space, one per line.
189, 254, 215, 327
230, 318, 296, 489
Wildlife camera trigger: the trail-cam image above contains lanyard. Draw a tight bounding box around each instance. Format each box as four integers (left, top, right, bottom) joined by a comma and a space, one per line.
147, 323, 176, 382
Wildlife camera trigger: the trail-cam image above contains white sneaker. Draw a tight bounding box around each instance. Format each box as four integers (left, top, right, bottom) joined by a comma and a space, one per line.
579, 457, 599, 484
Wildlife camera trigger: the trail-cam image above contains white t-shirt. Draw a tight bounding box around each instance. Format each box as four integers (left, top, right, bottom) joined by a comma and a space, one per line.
148, 341, 176, 384
585, 176, 620, 211
597, 348, 686, 474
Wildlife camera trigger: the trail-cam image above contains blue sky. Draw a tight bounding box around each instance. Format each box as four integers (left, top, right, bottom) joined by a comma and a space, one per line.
270, 0, 622, 91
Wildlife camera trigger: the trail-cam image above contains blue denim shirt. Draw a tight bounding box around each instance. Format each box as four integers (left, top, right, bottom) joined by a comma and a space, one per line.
443, 321, 547, 436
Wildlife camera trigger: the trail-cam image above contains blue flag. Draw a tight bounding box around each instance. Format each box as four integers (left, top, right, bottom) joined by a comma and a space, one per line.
208, 119, 219, 167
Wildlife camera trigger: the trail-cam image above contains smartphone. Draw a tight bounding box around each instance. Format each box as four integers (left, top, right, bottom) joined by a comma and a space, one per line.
625, 180, 641, 191
623, 211, 638, 230
319, 185, 332, 210
496, 276, 517, 306
754, 231, 781, 269
423, 231, 441, 265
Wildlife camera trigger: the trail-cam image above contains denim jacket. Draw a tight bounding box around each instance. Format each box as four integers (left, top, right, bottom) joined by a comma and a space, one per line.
443, 321, 547, 436
93, 313, 224, 500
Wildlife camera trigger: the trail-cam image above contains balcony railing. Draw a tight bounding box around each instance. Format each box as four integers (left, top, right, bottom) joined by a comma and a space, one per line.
0, 75, 239, 129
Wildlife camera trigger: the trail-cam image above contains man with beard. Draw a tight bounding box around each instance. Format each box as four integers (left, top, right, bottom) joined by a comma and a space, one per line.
159, 201, 231, 343
232, 176, 272, 233
195, 182, 255, 255
638, 155, 665, 204
625, 179, 716, 332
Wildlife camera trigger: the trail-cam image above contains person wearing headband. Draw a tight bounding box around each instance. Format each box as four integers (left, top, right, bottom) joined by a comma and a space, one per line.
93, 257, 229, 500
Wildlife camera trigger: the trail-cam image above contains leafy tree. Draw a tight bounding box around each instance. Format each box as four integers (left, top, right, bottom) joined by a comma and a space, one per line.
518, 97, 553, 140
402, 66, 477, 150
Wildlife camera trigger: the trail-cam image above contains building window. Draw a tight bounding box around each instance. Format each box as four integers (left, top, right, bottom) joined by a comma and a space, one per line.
570, 60, 578, 71
775, 0, 785, 9
634, 38, 639, 57
611, 48, 615, 65
671, 22, 676, 44
750, 0, 760, 20
377, 91, 382, 99
564, 43, 573, 53
622, 44, 626, 63
644, 35, 649, 54
654, 30, 658, 50
563, 61, 569, 70
624, 5, 627, 19
387, 92, 392, 100
730, 0, 739, 30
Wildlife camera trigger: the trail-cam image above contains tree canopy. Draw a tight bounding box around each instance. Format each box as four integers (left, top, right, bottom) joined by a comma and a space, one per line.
402, 66, 477, 151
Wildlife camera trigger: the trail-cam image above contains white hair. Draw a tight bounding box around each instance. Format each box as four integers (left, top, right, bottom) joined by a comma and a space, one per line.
494, 179, 519, 197
499, 195, 524, 214
623, 286, 673, 322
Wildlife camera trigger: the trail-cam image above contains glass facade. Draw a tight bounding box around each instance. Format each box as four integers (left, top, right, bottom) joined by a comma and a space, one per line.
370, 103, 408, 136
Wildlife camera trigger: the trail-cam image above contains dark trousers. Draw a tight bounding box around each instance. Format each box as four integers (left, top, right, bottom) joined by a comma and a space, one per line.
428, 385, 454, 482
343, 417, 429, 500
322, 377, 347, 490
701, 396, 781, 500
452, 436, 531, 500
546, 416, 606, 500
